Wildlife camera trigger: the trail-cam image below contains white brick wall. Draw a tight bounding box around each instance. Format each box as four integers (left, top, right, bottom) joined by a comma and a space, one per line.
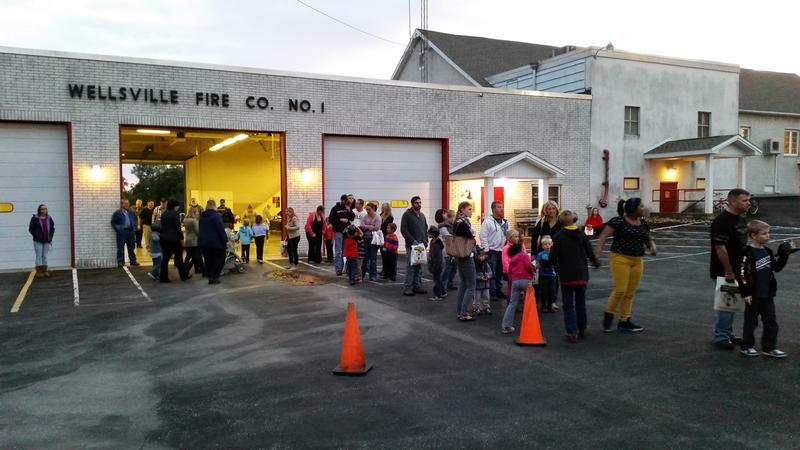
0, 50, 592, 267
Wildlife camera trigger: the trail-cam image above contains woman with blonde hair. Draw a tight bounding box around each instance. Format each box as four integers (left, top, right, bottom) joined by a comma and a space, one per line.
532, 200, 562, 311
285, 207, 302, 269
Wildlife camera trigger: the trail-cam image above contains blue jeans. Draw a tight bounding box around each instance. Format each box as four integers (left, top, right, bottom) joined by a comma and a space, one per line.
346, 258, 357, 284
116, 229, 137, 264
456, 257, 476, 316
432, 271, 444, 297
488, 250, 504, 293
334, 232, 344, 272
149, 254, 162, 278
33, 241, 50, 266
714, 310, 736, 343
444, 256, 458, 290
561, 284, 587, 334
404, 248, 422, 289
503, 279, 530, 328
362, 243, 378, 280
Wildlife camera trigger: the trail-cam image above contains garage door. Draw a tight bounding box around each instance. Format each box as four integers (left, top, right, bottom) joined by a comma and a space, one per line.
0, 123, 71, 270
324, 136, 442, 250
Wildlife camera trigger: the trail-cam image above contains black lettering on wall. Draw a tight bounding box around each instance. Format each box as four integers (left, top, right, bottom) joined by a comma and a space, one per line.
170, 90, 178, 104
68, 84, 84, 98
87, 85, 96, 99
289, 99, 298, 111
299, 100, 311, 112
131, 88, 141, 101
196, 92, 204, 105
118, 87, 127, 100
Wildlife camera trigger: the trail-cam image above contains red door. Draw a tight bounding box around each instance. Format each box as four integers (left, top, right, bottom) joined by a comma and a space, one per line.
659, 182, 678, 213
481, 187, 505, 221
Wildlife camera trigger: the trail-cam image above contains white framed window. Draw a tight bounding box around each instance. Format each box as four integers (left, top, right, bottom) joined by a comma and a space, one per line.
698, 112, 711, 138
739, 126, 750, 141
696, 178, 706, 189
784, 129, 799, 155
531, 185, 561, 210
624, 106, 640, 136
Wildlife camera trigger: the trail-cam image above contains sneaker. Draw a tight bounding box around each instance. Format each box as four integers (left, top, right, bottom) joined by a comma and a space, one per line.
602, 312, 614, 332
550, 304, 560, 312
617, 319, 644, 333
413, 287, 427, 294
336, 270, 342, 276
501, 326, 515, 334
147, 272, 157, 281
403, 289, 415, 296
566, 333, 578, 343
740, 348, 759, 357
483, 307, 492, 315
762, 349, 787, 358
440, 292, 448, 298
471, 306, 481, 316
729, 335, 743, 345
428, 296, 440, 301
461, 314, 474, 321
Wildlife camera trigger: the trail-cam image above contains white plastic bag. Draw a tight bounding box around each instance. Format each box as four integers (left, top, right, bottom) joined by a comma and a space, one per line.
371, 230, 384, 246
409, 243, 428, 266
713, 277, 744, 312
280, 240, 288, 257
584, 226, 594, 236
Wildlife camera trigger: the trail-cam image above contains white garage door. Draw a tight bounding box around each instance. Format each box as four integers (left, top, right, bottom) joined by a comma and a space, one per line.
0, 123, 71, 270
324, 136, 442, 250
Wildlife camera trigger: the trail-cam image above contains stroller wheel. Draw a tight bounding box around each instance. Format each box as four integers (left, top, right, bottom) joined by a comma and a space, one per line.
237, 264, 246, 274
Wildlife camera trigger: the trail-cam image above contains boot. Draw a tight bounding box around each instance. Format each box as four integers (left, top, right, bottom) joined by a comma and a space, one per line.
34, 266, 45, 278
43, 265, 51, 277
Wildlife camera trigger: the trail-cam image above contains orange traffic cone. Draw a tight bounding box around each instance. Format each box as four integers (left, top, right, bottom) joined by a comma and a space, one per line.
516, 284, 547, 346
332, 302, 373, 376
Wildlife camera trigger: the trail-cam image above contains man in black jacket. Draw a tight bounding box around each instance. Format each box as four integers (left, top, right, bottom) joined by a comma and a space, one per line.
159, 199, 190, 282
199, 199, 229, 285
329, 194, 355, 276
401, 196, 429, 296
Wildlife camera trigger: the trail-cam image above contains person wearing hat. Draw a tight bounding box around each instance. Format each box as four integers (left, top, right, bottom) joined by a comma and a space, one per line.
427, 225, 445, 301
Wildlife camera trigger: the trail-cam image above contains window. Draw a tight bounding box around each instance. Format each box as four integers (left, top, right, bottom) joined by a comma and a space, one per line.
624, 106, 640, 136
623, 177, 640, 190
531, 185, 561, 210
698, 112, 711, 137
739, 126, 750, 141
784, 129, 799, 155
696, 178, 706, 189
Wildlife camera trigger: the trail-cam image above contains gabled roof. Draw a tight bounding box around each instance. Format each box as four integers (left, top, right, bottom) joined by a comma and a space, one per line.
394, 30, 563, 87
643, 135, 762, 160
450, 151, 565, 180
740, 68, 800, 115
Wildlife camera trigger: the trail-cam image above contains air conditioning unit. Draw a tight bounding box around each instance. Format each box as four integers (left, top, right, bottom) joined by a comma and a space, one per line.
764, 139, 781, 154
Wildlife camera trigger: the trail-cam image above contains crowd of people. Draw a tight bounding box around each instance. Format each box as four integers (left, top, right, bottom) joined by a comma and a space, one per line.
27, 187, 795, 352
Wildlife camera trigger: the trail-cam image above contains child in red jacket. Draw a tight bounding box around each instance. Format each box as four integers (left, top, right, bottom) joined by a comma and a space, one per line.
343, 225, 363, 286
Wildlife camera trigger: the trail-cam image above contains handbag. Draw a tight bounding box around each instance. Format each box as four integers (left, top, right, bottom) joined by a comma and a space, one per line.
409, 243, 428, 266
371, 230, 384, 246
443, 234, 475, 258
713, 277, 744, 312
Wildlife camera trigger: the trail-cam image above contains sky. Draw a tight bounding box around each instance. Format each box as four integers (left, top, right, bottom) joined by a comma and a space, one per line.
2, 0, 799, 80
2, 0, 797, 186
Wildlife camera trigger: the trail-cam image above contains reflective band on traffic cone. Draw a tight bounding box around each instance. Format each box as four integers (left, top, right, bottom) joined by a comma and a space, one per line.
516, 284, 547, 346
332, 302, 373, 376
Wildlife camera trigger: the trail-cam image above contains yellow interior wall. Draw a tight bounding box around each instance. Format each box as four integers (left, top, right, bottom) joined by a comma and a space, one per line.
185, 139, 282, 218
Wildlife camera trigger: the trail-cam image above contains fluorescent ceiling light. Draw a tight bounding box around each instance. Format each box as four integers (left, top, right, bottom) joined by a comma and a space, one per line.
137, 129, 171, 135
209, 133, 249, 152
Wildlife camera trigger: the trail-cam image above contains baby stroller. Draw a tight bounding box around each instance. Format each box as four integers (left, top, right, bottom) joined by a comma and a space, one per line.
222, 229, 246, 274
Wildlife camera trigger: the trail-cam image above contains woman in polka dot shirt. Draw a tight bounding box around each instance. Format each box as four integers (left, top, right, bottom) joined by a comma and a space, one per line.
594, 198, 657, 333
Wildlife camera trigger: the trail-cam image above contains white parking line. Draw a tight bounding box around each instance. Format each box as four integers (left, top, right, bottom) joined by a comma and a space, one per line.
123, 266, 151, 302
72, 268, 80, 306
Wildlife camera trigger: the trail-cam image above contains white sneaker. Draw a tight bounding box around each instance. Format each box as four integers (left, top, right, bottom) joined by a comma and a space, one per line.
428, 296, 440, 301
147, 272, 157, 281
762, 349, 787, 358
740, 348, 759, 357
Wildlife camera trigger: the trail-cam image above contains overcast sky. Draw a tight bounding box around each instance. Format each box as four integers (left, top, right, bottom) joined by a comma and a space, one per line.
2, 0, 799, 80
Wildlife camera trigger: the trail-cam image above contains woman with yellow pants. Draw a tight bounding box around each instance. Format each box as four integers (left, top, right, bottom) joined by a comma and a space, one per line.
594, 198, 657, 332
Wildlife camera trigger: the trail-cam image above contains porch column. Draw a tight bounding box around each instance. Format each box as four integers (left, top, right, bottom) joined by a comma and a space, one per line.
737, 157, 746, 190
704, 154, 714, 214
538, 178, 549, 214
484, 176, 494, 222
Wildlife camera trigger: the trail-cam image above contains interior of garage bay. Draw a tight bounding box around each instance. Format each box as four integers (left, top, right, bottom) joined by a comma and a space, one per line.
120, 127, 285, 262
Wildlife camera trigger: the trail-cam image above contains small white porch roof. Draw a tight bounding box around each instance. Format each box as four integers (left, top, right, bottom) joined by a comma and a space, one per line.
449, 151, 566, 180
643, 135, 762, 160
